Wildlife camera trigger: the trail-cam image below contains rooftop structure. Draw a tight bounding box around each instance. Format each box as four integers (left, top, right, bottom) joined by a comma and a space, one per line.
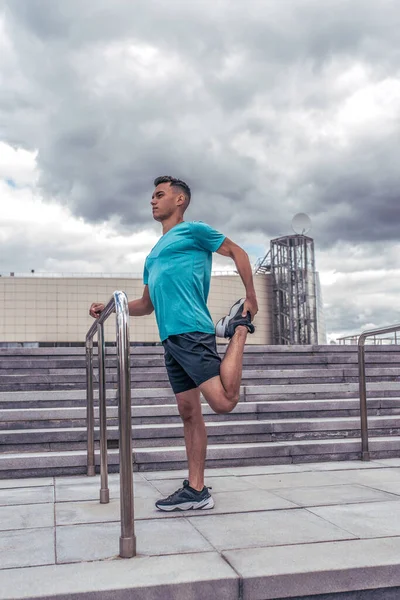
256, 234, 319, 345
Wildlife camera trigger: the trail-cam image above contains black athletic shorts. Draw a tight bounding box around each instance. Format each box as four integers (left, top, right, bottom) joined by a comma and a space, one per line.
162, 332, 222, 394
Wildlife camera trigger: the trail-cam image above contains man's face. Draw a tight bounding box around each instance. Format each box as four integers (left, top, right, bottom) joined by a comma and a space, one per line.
151, 183, 180, 222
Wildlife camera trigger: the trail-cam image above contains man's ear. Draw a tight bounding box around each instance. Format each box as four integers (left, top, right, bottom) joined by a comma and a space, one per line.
176, 193, 185, 206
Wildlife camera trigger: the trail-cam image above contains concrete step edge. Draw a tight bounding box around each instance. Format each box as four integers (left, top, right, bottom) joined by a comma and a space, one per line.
2, 400, 400, 423
0, 435, 399, 461
1, 538, 400, 600
0, 553, 238, 600
3, 414, 400, 436
4, 366, 400, 376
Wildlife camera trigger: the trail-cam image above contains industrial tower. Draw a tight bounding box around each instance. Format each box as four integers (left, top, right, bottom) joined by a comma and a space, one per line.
256, 234, 319, 345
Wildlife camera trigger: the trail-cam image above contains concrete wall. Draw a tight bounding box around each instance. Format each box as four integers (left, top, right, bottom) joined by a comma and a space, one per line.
0, 274, 272, 344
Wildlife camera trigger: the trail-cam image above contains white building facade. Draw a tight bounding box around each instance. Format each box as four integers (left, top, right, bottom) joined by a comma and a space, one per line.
0, 273, 273, 345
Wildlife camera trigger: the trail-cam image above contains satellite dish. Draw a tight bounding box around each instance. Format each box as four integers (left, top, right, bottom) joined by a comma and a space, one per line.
291, 213, 312, 235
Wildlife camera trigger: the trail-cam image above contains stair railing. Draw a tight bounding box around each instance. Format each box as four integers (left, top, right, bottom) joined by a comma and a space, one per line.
86, 290, 135, 558
358, 323, 400, 462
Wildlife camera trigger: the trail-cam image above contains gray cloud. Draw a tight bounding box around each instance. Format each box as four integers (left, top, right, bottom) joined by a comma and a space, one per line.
1, 0, 399, 238
1, 0, 400, 338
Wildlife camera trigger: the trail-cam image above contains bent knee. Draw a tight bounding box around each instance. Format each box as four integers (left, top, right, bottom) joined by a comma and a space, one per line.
214, 404, 233, 415
232, 391, 240, 404
212, 393, 239, 415
225, 390, 240, 406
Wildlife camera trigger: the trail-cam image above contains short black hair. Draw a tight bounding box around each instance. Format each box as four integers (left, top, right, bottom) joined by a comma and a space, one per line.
153, 175, 191, 205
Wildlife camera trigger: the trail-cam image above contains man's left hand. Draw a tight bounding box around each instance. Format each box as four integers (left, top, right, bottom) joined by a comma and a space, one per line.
242, 297, 258, 321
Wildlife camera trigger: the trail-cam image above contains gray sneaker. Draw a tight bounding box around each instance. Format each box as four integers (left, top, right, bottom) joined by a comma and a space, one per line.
155, 480, 214, 512
215, 298, 255, 339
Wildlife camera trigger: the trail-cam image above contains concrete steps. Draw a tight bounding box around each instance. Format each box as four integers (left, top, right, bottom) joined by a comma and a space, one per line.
1, 436, 400, 479
2, 415, 400, 453
3, 393, 400, 425
2, 383, 400, 409
1, 344, 400, 391
1, 391, 400, 476
1, 368, 400, 391
1, 345, 400, 477
5, 526, 400, 600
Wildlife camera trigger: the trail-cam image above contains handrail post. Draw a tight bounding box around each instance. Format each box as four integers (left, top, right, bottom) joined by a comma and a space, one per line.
86, 291, 135, 558
115, 291, 136, 558
357, 323, 400, 460
98, 322, 109, 503
358, 335, 370, 461
86, 340, 95, 476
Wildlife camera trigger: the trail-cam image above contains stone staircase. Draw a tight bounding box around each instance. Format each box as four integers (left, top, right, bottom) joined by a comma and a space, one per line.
1, 345, 400, 478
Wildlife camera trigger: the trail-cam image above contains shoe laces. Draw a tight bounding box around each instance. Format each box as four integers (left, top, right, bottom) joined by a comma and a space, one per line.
163, 479, 189, 502
164, 479, 212, 500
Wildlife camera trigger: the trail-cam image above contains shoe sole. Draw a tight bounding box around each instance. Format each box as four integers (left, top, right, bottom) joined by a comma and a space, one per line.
215, 298, 245, 338
156, 496, 215, 512
215, 316, 228, 338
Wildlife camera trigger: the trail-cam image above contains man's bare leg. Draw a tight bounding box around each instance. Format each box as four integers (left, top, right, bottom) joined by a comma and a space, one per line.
176, 327, 248, 487
200, 325, 248, 414
176, 387, 207, 491
219, 325, 248, 401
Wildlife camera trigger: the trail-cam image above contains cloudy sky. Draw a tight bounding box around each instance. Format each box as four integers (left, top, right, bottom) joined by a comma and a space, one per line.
1, 0, 400, 341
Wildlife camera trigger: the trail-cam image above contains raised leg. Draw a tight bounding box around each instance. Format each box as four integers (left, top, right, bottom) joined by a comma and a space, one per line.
200, 325, 248, 414
176, 387, 207, 491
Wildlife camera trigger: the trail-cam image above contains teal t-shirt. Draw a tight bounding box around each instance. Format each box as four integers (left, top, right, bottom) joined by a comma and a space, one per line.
143, 221, 226, 341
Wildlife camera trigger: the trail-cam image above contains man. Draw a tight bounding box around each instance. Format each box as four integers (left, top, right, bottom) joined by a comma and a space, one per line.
90, 176, 258, 511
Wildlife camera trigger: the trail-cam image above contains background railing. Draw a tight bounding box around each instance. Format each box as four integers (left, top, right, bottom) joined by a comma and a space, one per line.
339, 333, 400, 345
86, 291, 136, 558
358, 323, 400, 461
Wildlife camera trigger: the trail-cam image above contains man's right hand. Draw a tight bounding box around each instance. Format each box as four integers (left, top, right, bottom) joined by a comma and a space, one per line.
89, 302, 105, 318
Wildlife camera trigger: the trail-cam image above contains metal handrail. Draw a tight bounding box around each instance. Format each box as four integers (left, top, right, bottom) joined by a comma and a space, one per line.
358, 323, 400, 461
86, 291, 136, 558
339, 333, 400, 345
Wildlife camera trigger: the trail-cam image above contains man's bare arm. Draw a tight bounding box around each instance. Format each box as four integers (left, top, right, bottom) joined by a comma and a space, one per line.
89, 286, 154, 318
128, 285, 154, 316
216, 238, 258, 320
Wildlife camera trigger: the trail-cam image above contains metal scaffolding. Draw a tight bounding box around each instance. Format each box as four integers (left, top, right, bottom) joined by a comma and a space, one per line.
259, 235, 318, 345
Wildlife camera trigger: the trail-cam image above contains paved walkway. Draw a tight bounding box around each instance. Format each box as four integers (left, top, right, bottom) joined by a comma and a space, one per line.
3, 459, 400, 599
